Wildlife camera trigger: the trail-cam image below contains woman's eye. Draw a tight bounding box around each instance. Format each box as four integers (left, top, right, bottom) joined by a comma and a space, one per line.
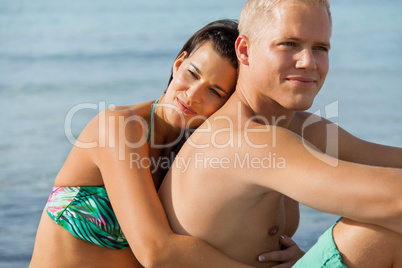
209, 88, 222, 98
188, 70, 198, 79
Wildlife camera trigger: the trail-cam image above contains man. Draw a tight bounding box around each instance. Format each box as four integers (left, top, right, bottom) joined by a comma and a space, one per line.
159, 0, 402, 267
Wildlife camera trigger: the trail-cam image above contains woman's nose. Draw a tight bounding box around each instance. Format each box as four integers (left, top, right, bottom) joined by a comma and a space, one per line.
186, 84, 203, 103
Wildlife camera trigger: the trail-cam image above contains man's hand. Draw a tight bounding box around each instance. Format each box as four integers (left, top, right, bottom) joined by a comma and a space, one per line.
258, 235, 305, 268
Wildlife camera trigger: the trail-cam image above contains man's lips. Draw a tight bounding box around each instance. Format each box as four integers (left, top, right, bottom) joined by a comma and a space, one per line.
285, 77, 317, 86
177, 98, 196, 114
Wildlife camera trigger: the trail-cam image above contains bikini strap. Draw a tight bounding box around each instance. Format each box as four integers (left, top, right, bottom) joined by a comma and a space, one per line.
147, 99, 159, 142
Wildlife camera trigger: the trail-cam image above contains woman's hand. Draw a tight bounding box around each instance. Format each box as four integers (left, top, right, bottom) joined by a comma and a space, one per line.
258, 235, 305, 268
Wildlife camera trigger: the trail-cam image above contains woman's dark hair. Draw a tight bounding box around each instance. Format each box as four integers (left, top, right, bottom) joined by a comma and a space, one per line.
166, 19, 239, 90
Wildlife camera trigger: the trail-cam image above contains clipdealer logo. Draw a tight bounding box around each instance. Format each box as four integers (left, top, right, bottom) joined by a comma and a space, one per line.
63, 100, 340, 167
300, 101, 339, 167
129, 151, 287, 173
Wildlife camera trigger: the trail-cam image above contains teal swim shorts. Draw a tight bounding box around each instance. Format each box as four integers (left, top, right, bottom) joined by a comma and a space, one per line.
293, 219, 346, 267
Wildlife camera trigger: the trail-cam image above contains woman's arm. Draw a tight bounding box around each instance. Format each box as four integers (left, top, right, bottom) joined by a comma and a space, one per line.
289, 111, 402, 168
84, 109, 253, 268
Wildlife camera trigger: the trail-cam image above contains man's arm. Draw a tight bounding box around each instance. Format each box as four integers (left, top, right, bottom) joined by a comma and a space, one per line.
225, 126, 402, 234
289, 111, 402, 168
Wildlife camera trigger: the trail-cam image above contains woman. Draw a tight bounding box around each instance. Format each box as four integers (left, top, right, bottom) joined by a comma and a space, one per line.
30, 19, 300, 268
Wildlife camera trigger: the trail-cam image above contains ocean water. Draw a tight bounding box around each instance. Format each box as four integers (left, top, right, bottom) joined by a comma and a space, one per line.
0, 0, 401, 266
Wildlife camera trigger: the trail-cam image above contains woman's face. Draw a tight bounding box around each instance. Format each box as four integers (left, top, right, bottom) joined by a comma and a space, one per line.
163, 41, 237, 129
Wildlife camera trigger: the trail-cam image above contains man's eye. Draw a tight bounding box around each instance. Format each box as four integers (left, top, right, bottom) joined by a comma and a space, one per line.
314, 46, 328, 52
281, 42, 296, 47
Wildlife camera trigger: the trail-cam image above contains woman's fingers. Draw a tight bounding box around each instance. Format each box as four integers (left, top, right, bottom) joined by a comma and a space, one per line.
258, 235, 305, 267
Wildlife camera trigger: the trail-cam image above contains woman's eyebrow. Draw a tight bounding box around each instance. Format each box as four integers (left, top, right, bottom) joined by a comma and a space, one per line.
213, 84, 228, 95
190, 63, 202, 74
190, 63, 228, 94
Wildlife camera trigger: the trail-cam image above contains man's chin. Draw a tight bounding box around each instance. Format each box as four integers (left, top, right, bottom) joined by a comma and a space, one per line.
284, 101, 314, 112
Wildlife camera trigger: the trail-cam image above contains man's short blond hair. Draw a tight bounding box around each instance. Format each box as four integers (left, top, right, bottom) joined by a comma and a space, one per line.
239, 0, 332, 42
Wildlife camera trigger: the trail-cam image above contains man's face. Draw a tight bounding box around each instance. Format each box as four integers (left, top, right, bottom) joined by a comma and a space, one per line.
248, 2, 331, 111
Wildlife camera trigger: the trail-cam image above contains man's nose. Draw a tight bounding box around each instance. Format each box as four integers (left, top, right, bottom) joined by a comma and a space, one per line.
295, 49, 317, 71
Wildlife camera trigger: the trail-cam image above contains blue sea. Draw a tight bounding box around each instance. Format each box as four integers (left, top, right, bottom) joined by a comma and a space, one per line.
0, 0, 401, 266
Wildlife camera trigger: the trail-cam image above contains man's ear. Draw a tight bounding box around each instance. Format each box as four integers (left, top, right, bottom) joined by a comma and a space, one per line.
235, 35, 250, 66
173, 51, 188, 75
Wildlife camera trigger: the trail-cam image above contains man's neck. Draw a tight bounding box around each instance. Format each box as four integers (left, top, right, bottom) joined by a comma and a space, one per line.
233, 86, 296, 128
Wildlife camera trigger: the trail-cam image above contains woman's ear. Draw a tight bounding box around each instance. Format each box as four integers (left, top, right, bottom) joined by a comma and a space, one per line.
173, 51, 188, 75
235, 35, 250, 66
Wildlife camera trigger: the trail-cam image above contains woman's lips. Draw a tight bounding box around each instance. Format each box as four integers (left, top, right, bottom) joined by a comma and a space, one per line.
177, 98, 196, 114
